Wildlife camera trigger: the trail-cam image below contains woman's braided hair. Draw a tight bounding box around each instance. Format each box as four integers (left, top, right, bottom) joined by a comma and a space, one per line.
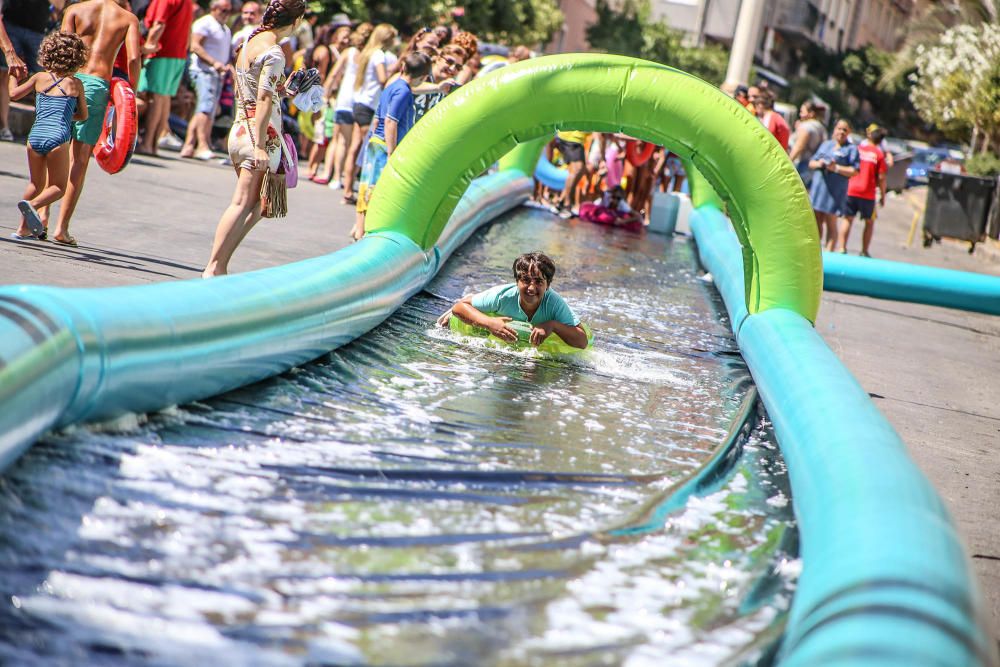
236, 0, 306, 54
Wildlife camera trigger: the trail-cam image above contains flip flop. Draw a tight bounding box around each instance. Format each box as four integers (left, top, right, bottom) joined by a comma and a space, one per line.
17, 200, 45, 236
10, 232, 37, 240
341, 195, 357, 205
50, 235, 78, 247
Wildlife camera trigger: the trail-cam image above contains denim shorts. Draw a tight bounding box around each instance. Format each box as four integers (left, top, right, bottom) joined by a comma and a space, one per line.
190, 66, 222, 116
334, 109, 354, 126
352, 103, 375, 127
0, 23, 44, 72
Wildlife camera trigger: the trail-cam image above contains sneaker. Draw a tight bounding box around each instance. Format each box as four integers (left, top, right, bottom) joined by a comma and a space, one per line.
328, 180, 343, 190
157, 133, 184, 151
218, 156, 233, 166
0, 127, 13, 141
194, 149, 215, 160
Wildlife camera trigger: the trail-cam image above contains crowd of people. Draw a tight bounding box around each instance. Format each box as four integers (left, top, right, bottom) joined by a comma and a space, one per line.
740, 82, 890, 257
1, 0, 890, 269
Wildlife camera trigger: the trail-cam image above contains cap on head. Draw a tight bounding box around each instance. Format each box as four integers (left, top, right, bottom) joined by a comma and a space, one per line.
330, 12, 352, 28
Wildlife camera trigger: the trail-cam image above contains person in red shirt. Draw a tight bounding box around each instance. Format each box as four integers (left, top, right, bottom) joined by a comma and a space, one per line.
837, 123, 887, 256
755, 89, 789, 150
135, 0, 194, 155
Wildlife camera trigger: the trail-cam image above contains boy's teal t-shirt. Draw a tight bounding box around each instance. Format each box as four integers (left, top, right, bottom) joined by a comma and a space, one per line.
471, 284, 580, 326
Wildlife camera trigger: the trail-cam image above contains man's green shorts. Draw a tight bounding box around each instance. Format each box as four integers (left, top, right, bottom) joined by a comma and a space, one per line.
72, 73, 111, 145
138, 57, 185, 96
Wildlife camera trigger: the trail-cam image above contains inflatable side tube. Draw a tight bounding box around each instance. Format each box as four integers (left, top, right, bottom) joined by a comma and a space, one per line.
690, 206, 995, 667
0, 172, 529, 473
534, 155, 567, 192
823, 250, 1000, 316
688, 206, 750, 334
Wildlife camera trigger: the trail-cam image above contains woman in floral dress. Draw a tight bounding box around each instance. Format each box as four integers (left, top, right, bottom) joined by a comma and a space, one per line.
203, 0, 306, 278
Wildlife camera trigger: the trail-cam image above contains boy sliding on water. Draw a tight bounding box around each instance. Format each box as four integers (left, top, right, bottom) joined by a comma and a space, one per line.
448, 252, 590, 350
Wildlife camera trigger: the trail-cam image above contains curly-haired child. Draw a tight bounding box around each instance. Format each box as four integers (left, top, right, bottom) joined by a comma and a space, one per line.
8, 31, 89, 244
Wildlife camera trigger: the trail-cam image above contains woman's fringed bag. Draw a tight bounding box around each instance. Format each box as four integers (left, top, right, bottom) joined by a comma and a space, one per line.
260, 166, 287, 218
237, 76, 287, 219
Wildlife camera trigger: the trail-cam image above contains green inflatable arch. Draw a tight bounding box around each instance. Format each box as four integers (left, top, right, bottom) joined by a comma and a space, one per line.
366, 53, 822, 323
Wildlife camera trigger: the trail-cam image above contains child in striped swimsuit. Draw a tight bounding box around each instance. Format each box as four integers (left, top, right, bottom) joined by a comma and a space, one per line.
8, 32, 89, 243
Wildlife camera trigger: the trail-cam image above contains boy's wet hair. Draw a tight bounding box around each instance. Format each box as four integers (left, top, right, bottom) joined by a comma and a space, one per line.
513, 252, 556, 284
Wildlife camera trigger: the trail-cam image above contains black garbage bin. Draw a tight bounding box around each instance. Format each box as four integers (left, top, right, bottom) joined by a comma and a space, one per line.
923, 171, 996, 252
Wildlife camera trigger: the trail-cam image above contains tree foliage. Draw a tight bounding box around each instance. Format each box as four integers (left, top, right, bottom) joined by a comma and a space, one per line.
332, 0, 563, 46
910, 22, 1000, 150
585, 0, 729, 86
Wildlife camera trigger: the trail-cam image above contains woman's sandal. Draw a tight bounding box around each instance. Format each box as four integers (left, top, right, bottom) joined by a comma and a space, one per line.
341, 195, 357, 205
51, 235, 78, 247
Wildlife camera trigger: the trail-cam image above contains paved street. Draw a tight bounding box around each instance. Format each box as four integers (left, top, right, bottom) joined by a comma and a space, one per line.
1, 140, 998, 647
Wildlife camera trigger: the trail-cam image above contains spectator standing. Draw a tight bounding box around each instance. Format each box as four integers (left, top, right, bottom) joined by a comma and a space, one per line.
733, 85, 751, 112
410, 43, 463, 123
553, 130, 588, 216
755, 89, 789, 150
744, 85, 760, 113
314, 22, 365, 187
1, 0, 50, 74
135, 0, 193, 156
837, 123, 887, 256
788, 101, 826, 189
351, 51, 430, 241
1, 11, 30, 140
203, 0, 305, 278
179, 0, 231, 160
807, 119, 858, 250
54, 0, 140, 247
230, 0, 260, 55
340, 23, 396, 205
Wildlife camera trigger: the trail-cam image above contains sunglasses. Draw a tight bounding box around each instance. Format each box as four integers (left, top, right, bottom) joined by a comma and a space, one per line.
443, 57, 459, 68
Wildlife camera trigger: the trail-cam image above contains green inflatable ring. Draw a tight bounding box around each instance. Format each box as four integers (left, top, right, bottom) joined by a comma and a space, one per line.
366, 53, 821, 325
448, 315, 593, 354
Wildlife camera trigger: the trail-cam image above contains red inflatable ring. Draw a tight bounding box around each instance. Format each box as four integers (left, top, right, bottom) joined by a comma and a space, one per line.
625, 140, 655, 167
93, 77, 137, 174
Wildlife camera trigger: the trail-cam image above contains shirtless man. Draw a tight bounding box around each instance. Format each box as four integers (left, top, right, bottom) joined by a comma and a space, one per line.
54, 0, 141, 246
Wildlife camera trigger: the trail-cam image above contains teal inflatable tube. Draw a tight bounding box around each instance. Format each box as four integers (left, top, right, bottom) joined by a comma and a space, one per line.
690, 206, 995, 665
535, 154, 567, 191
823, 251, 1000, 316
0, 171, 531, 472
688, 206, 750, 331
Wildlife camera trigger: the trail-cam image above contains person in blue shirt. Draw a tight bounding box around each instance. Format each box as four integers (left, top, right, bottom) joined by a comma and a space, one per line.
808, 119, 859, 250
351, 51, 431, 241
449, 252, 590, 349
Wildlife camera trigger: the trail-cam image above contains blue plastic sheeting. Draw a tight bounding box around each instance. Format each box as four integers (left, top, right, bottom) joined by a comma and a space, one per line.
690, 205, 995, 666
0, 170, 532, 472
535, 154, 567, 191
823, 251, 1000, 316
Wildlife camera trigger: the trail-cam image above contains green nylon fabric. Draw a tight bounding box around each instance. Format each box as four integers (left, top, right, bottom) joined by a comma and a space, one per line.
448, 316, 593, 354
365, 53, 821, 323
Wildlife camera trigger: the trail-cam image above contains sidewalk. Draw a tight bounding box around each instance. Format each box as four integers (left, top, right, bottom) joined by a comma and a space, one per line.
0, 141, 357, 286
1, 142, 998, 647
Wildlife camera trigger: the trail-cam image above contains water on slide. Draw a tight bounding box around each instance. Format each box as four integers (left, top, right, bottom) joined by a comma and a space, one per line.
0, 208, 799, 666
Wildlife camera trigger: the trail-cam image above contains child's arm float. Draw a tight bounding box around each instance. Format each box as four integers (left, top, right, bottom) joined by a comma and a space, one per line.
453, 301, 518, 344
